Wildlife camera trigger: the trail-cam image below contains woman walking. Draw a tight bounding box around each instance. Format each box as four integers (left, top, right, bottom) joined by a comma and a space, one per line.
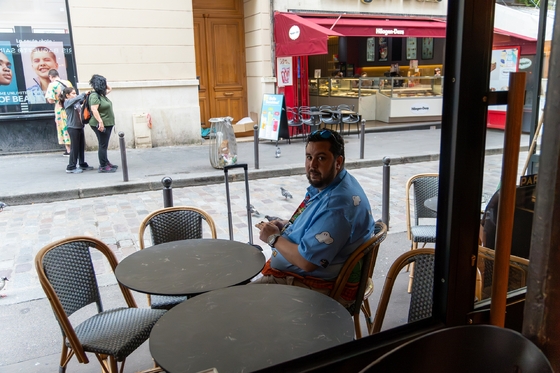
59, 87, 93, 174
89, 74, 118, 173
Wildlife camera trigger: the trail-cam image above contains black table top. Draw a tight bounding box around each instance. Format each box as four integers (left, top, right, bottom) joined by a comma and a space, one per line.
115, 239, 265, 296
150, 284, 354, 373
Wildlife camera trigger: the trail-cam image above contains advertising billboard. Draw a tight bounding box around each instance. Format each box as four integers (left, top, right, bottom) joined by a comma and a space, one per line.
0, 0, 76, 114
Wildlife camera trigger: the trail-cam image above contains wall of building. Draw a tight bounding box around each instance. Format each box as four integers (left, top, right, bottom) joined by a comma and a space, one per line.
272, 0, 448, 17
68, 0, 201, 149
243, 0, 275, 123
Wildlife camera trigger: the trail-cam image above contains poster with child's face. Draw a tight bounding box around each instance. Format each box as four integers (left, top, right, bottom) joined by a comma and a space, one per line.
0, 42, 18, 106
19, 41, 67, 103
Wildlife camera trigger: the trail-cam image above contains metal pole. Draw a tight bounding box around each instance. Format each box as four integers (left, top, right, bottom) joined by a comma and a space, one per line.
118, 132, 129, 182
162, 176, 173, 208
360, 119, 366, 159
253, 124, 259, 170
382, 156, 391, 230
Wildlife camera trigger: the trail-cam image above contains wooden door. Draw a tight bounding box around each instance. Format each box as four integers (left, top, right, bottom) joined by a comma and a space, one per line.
194, 12, 247, 127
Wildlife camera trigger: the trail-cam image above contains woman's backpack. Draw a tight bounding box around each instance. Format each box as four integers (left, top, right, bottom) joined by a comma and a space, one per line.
81, 92, 92, 124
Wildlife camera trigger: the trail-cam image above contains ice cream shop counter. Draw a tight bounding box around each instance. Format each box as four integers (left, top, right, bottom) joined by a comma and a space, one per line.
375, 76, 443, 123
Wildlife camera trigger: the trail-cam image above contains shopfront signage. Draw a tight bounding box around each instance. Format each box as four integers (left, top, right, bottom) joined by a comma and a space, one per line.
410, 104, 430, 113
519, 58, 532, 70
288, 25, 301, 40
376, 28, 405, 36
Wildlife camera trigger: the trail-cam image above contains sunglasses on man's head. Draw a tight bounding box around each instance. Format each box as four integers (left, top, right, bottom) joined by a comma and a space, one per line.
309, 129, 343, 147
310, 129, 339, 139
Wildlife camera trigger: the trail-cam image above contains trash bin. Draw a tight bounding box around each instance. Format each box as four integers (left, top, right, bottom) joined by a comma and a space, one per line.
208, 117, 238, 169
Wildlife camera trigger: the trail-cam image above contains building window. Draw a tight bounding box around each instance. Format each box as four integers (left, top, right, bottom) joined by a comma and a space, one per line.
0, 0, 76, 115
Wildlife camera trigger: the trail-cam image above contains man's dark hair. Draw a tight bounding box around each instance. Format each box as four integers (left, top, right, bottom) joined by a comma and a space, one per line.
89, 74, 107, 97
306, 129, 345, 161
47, 69, 59, 78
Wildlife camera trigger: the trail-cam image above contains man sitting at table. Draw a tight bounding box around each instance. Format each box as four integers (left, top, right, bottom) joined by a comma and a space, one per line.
254, 129, 375, 307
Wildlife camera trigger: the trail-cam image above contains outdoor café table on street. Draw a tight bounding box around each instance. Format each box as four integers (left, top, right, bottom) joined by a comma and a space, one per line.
149, 284, 354, 373
424, 196, 438, 212
115, 238, 265, 296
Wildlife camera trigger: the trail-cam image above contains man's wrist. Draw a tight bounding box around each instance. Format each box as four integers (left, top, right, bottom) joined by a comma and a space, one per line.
267, 233, 281, 248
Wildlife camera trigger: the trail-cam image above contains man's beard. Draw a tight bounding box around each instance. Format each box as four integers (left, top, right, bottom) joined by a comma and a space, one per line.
306, 162, 337, 190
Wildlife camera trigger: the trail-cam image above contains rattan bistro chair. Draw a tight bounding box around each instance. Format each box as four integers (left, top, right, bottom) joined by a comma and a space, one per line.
406, 173, 439, 251
476, 246, 530, 301
371, 248, 435, 334
35, 236, 165, 373
330, 221, 387, 338
406, 173, 438, 292
139, 206, 217, 310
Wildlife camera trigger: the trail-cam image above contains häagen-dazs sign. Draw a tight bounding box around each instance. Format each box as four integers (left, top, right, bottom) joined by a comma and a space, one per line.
376, 28, 405, 36
289, 25, 301, 40
411, 104, 430, 113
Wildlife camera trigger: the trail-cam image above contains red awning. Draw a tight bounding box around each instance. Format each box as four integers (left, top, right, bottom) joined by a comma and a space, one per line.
494, 28, 536, 42
274, 12, 343, 57
306, 17, 447, 38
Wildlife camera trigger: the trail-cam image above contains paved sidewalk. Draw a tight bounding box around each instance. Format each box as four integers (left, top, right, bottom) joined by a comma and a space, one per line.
0, 128, 526, 205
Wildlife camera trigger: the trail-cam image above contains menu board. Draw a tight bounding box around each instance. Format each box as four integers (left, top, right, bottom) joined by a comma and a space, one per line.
258, 94, 288, 141
422, 38, 434, 60
366, 38, 375, 62
406, 37, 417, 60
378, 37, 388, 62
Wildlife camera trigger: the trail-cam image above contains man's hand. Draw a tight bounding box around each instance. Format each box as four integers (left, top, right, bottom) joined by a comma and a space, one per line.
255, 221, 280, 242
254, 220, 318, 273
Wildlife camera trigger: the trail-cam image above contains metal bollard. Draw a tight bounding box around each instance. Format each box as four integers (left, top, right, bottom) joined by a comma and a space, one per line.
360, 119, 366, 159
253, 124, 259, 169
382, 156, 391, 230
162, 177, 173, 208
118, 132, 129, 182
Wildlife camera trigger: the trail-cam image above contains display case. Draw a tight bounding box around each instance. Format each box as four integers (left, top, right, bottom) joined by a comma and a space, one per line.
378, 76, 443, 98
376, 76, 444, 123
309, 77, 380, 120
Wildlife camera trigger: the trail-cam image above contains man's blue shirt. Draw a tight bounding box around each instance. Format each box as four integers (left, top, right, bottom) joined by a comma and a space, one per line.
270, 169, 374, 279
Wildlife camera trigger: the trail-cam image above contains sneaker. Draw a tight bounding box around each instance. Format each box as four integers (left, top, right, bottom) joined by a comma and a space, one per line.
62, 152, 70, 157
66, 168, 83, 174
79, 165, 94, 171
107, 162, 118, 170
98, 165, 116, 173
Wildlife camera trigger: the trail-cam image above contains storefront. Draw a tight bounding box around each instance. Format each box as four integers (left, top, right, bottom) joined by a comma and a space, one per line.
274, 12, 446, 123
487, 3, 553, 131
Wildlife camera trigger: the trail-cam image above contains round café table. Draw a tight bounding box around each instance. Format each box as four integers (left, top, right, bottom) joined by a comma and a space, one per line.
115, 239, 265, 296
149, 284, 354, 373
424, 196, 438, 212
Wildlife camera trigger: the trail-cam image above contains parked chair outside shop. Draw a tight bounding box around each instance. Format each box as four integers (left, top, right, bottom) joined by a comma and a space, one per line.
406, 173, 439, 292
139, 206, 217, 310
287, 106, 305, 143
338, 104, 361, 136
35, 236, 166, 373
300, 106, 321, 134
319, 105, 342, 132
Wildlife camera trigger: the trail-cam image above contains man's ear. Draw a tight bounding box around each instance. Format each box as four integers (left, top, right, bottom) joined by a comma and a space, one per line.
335, 155, 343, 170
